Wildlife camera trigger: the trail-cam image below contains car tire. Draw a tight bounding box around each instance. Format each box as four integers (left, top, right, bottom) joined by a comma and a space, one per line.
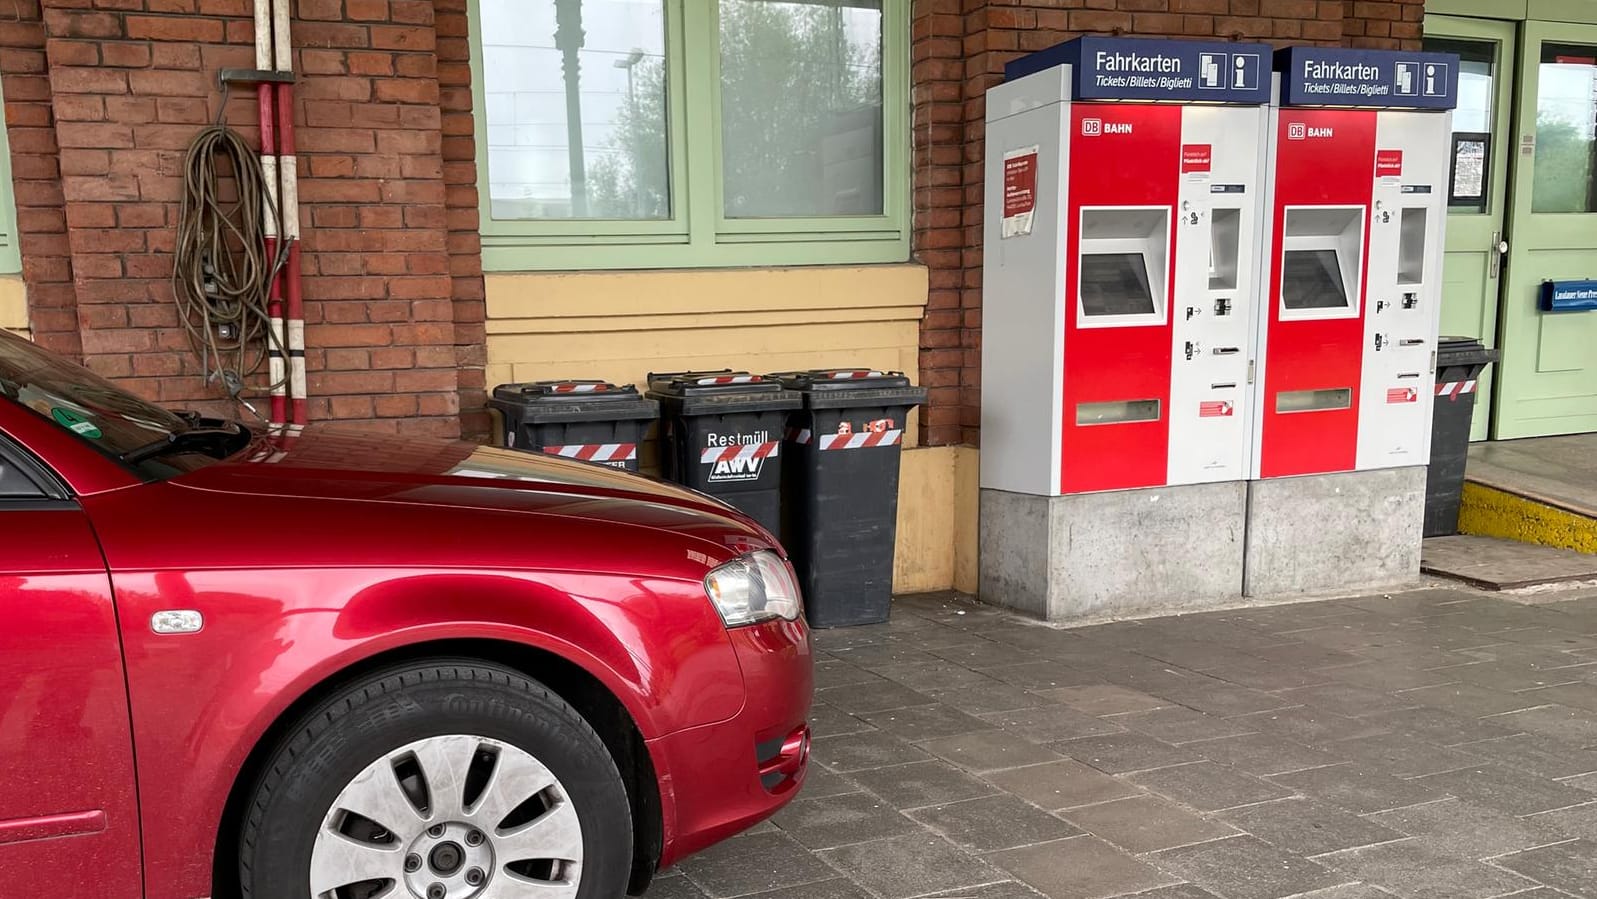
238, 659, 633, 899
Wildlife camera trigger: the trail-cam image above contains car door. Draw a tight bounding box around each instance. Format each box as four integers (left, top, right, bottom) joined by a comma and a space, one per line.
0, 434, 142, 898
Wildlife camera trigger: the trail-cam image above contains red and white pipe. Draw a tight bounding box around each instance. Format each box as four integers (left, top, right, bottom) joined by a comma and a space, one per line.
254, 0, 305, 432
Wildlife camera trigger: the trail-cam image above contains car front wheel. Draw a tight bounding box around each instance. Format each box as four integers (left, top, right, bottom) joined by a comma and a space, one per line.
238, 660, 633, 899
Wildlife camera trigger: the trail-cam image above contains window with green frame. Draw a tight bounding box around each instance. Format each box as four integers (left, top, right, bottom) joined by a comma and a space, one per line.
0, 77, 21, 275
467, 0, 910, 271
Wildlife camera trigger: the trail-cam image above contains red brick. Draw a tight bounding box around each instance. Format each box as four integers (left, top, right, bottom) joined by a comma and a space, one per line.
51, 66, 127, 93
126, 15, 224, 42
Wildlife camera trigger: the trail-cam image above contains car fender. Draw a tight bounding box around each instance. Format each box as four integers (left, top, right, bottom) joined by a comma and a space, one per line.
112, 567, 743, 899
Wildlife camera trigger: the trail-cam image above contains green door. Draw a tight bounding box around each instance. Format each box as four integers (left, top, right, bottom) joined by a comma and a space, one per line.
1494, 20, 1597, 437
1425, 16, 1516, 441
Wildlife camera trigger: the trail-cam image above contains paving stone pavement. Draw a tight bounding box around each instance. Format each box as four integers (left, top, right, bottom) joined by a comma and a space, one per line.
651, 586, 1597, 899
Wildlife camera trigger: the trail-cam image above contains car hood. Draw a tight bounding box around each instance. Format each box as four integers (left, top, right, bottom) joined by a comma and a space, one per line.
168, 427, 772, 548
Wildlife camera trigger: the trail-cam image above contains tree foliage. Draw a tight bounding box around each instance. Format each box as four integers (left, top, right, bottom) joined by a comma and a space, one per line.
588, 0, 882, 220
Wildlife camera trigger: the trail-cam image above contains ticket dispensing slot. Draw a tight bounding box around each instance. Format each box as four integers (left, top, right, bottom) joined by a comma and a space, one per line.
1078, 207, 1170, 325
1209, 208, 1242, 295
1077, 400, 1161, 426
1276, 388, 1353, 413
1397, 208, 1428, 287
1279, 207, 1364, 317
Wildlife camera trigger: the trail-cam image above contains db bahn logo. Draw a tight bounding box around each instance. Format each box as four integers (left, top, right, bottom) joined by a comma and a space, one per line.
1081, 118, 1130, 136
1287, 122, 1334, 140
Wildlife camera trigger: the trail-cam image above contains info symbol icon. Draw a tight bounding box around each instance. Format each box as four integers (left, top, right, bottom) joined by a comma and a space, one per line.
1287, 122, 1307, 140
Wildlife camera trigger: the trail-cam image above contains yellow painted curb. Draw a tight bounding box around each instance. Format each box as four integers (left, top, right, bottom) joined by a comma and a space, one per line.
1458, 481, 1597, 554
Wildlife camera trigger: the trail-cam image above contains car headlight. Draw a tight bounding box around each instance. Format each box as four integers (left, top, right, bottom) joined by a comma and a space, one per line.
704, 550, 802, 627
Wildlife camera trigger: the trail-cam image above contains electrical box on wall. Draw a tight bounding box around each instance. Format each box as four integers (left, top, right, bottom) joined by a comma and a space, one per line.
1251, 47, 1459, 479
981, 36, 1272, 497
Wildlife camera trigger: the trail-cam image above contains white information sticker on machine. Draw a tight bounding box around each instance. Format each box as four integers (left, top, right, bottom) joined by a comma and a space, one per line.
1002, 146, 1040, 238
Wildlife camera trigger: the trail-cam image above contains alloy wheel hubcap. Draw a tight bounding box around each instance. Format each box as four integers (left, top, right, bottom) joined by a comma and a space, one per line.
310, 734, 583, 899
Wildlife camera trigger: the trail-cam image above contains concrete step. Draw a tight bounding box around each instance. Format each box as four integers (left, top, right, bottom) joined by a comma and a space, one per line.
1460, 436, 1597, 555
1459, 480, 1597, 555
1421, 534, 1597, 590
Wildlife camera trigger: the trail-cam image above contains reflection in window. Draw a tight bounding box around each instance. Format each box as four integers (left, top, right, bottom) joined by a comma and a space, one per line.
719, 0, 885, 218
1425, 37, 1495, 213
479, 0, 671, 221
1533, 43, 1597, 213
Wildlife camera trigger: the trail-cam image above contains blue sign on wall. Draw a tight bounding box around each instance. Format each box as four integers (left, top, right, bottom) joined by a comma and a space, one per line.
1006, 36, 1273, 105
1277, 47, 1460, 109
1540, 279, 1597, 313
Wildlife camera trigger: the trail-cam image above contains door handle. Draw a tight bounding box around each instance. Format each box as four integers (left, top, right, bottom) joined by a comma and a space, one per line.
1489, 231, 1508, 279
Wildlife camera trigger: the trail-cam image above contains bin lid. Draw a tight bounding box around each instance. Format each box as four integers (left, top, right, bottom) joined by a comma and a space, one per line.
767, 368, 928, 410
646, 370, 801, 413
767, 369, 913, 390
489, 380, 659, 423
494, 379, 639, 399
646, 370, 791, 397
1436, 336, 1501, 366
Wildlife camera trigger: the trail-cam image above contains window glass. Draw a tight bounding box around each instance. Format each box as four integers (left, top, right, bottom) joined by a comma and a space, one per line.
1532, 43, 1597, 213
0, 331, 222, 478
0, 451, 40, 497
1424, 37, 1495, 213
719, 0, 885, 218
479, 0, 671, 220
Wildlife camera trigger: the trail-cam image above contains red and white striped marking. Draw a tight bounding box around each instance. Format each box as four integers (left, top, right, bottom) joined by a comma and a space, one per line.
543, 443, 636, 464
700, 442, 781, 464
1386, 387, 1419, 404
1435, 379, 1477, 399
1198, 400, 1235, 418
550, 383, 611, 394
825, 370, 885, 380
817, 429, 903, 451
694, 375, 762, 386
786, 428, 813, 444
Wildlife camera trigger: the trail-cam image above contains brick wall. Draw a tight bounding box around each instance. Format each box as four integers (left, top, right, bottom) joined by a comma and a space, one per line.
1344, 0, 1426, 49
5, 0, 480, 437
911, 0, 1424, 447
435, 0, 490, 442
0, 1, 1426, 446
0, 1, 75, 359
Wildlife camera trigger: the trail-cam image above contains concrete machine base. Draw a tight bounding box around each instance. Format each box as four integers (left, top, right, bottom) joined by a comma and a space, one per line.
1243, 466, 1426, 597
979, 482, 1246, 622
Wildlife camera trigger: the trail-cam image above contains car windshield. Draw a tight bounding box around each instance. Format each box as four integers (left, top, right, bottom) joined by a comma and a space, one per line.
0, 330, 233, 476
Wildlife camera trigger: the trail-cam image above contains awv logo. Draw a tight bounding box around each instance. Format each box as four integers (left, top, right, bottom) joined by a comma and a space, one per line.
711, 455, 764, 482
1081, 118, 1102, 136
1287, 122, 1307, 140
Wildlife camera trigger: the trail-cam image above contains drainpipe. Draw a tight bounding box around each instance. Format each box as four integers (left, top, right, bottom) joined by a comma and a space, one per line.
253, 0, 286, 430
555, 0, 587, 217
271, 0, 306, 428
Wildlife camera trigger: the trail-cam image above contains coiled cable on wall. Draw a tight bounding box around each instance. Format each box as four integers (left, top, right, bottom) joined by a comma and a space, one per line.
171, 123, 287, 401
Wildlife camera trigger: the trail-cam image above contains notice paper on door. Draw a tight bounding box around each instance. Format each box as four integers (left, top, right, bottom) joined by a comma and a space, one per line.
1002, 146, 1040, 239
1451, 134, 1487, 204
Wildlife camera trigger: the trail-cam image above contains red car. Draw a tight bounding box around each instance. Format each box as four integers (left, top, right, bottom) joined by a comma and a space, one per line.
0, 330, 812, 899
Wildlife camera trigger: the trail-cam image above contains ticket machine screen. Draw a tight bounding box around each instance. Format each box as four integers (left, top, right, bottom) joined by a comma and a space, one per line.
1080, 253, 1156, 316
1282, 249, 1349, 310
